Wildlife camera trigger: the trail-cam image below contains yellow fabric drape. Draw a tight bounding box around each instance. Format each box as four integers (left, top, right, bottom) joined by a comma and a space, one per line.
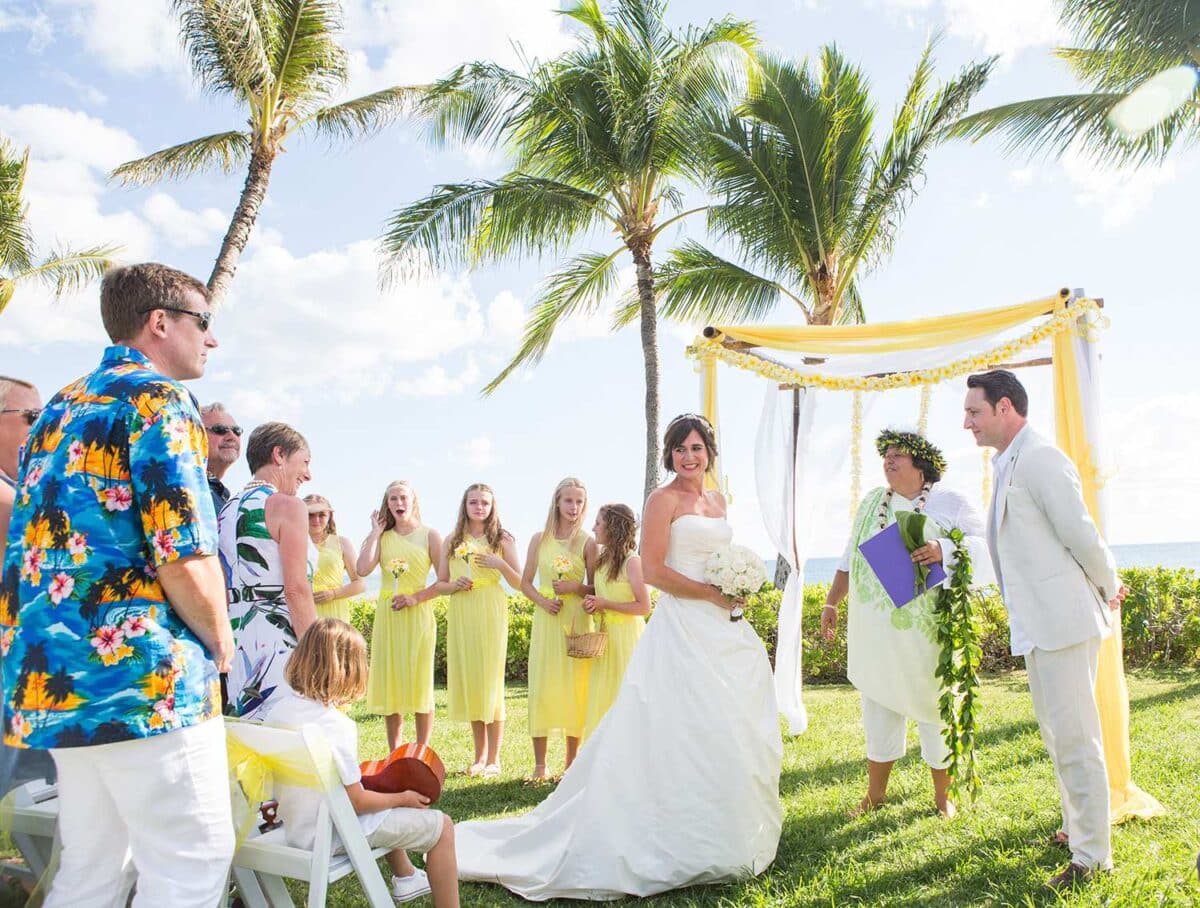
226, 731, 328, 846
701, 352, 720, 492
1052, 328, 1165, 823
710, 294, 1064, 355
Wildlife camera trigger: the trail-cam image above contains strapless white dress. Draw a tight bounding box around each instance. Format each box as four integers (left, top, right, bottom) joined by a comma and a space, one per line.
455, 515, 783, 900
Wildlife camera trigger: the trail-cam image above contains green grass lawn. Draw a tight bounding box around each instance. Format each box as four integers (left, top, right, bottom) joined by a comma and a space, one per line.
4, 670, 1198, 907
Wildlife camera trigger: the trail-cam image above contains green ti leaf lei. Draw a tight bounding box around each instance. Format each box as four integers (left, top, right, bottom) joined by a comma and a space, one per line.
933, 527, 982, 804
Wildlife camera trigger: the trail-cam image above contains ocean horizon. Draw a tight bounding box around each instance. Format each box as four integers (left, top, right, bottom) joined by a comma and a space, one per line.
792, 540, 1200, 586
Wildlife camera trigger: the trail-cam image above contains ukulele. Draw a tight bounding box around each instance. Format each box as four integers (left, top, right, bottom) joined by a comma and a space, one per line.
360, 743, 446, 804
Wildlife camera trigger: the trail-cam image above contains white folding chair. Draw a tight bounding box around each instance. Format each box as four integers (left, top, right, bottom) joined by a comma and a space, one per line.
225, 718, 394, 908
2, 778, 58, 885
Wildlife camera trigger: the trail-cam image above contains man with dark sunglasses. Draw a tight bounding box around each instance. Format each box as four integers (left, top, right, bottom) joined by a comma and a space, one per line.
0, 375, 42, 541
200, 402, 242, 515
2, 263, 235, 906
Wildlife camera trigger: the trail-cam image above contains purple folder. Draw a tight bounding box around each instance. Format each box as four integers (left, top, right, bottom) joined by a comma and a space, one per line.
858, 522, 946, 608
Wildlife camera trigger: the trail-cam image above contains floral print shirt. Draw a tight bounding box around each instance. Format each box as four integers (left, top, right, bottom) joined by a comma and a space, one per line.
1, 345, 221, 749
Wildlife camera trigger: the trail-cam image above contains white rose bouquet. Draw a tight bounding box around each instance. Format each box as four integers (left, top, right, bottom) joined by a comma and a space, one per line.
703, 544, 768, 622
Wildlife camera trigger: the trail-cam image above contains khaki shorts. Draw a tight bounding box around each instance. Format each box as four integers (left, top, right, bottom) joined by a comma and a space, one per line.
365, 808, 446, 854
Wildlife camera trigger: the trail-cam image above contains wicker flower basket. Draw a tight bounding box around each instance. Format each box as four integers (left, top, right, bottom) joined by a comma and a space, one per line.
566, 613, 608, 659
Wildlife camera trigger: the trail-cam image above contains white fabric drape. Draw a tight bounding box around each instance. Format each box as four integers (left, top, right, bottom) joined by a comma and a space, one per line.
755, 386, 817, 735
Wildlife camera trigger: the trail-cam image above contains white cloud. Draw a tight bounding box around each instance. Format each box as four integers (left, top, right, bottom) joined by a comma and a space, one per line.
1009, 166, 1035, 186
453, 436, 494, 469
880, 0, 1062, 59
44, 0, 185, 77
210, 238, 495, 403
142, 193, 228, 249
340, 0, 573, 97
1105, 392, 1200, 544
0, 103, 141, 171
487, 290, 526, 344
0, 4, 54, 51
1060, 147, 1177, 230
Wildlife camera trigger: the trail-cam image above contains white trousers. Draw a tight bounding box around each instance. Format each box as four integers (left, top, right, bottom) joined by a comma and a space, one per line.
46, 717, 235, 908
860, 694, 950, 769
1025, 637, 1112, 870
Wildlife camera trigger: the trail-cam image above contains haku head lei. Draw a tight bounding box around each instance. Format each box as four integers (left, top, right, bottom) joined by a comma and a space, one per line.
875, 429, 947, 476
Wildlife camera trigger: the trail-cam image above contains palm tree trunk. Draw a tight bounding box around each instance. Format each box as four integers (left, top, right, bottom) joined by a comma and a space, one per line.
208, 146, 276, 305
633, 248, 660, 502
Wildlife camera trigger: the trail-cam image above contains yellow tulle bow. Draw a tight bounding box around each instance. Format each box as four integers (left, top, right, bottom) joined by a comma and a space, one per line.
226, 731, 325, 847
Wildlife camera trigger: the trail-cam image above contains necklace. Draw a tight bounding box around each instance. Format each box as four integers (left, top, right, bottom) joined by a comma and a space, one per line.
245, 478, 277, 493
878, 482, 932, 529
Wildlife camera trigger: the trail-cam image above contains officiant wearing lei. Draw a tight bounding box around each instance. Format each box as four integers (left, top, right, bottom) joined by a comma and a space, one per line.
821, 430, 989, 818
454, 414, 783, 900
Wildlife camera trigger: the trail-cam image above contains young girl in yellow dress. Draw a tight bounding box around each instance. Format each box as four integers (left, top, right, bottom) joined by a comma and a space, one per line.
305, 494, 366, 624
581, 503, 649, 740
441, 483, 522, 777
520, 477, 596, 781
356, 480, 443, 752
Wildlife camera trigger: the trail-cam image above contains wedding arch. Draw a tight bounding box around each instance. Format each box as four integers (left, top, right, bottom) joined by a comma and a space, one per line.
686, 288, 1163, 823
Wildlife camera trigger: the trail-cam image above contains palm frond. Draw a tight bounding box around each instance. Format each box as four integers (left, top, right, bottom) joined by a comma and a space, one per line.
411, 62, 531, 148
482, 248, 624, 393
844, 47, 994, 287
647, 240, 801, 326
269, 0, 346, 111
0, 139, 34, 274
306, 86, 418, 142
109, 131, 251, 186
8, 245, 118, 298
947, 91, 1191, 166
1059, 0, 1200, 65
380, 176, 611, 280
171, 0, 276, 99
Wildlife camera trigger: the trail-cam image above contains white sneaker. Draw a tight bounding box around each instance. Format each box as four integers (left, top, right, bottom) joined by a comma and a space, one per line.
391, 868, 432, 902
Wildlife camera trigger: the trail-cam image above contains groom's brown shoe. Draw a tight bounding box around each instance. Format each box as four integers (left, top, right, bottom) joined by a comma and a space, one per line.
1045, 862, 1095, 891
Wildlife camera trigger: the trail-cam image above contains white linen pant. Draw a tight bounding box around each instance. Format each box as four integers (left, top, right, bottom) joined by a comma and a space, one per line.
46, 717, 235, 908
1025, 637, 1112, 870
860, 694, 950, 769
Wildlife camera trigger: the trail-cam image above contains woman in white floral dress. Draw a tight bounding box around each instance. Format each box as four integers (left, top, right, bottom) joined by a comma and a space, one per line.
219, 422, 318, 722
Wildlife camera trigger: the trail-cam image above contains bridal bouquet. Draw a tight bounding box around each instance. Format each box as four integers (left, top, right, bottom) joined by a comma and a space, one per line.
703, 545, 768, 622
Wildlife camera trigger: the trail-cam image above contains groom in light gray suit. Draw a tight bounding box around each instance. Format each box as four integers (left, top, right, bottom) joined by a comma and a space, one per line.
964, 369, 1125, 891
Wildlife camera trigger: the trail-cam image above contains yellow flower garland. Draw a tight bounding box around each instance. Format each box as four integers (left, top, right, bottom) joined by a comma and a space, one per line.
686, 299, 1103, 392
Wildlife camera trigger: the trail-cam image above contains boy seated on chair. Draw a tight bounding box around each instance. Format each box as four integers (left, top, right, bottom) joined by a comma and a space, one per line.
271, 619, 460, 906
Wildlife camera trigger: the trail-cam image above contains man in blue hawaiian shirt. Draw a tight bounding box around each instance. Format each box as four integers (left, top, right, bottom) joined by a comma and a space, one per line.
1, 263, 236, 907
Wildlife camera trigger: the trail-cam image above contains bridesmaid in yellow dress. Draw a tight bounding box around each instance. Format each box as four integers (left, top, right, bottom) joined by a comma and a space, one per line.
441, 483, 522, 777
304, 494, 366, 623
520, 477, 597, 781
582, 503, 650, 740
355, 480, 443, 751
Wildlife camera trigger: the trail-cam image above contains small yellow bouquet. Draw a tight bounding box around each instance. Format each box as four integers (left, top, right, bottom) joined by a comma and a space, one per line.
454, 541, 475, 575
387, 558, 410, 581
552, 553, 574, 580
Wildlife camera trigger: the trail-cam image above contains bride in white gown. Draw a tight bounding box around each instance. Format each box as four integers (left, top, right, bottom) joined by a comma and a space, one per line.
455, 415, 783, 900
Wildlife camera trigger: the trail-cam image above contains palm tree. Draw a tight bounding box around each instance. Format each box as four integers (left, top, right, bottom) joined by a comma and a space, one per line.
111, 0, 411, 304
0, 137, 116, 314
380, 0, 757, 500
650, 43, 994, 331
948, 0, 1200, 166
651, 43, 992, 587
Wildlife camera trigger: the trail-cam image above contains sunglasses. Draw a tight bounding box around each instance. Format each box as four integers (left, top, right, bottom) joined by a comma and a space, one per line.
0, 408, 42, 426
207, 424, 242, 437
138, 305, 214, 332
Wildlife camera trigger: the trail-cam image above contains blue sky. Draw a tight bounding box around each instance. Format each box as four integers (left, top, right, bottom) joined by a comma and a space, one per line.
1, 0, 1196, 561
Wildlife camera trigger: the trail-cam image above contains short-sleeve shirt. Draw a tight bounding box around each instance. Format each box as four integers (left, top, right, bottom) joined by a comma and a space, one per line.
267, 691, 386, 851
1, 345, 221, 749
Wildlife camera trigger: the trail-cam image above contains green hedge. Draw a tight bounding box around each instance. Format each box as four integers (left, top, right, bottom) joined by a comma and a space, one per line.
349, 566, 1200, 685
